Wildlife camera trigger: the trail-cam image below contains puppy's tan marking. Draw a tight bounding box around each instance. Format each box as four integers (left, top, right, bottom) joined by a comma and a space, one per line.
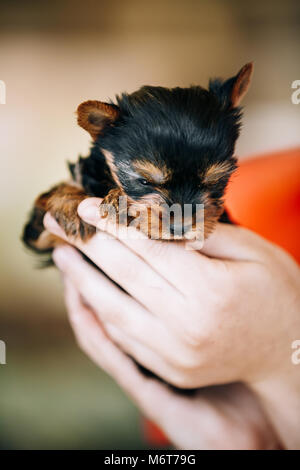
203, 161, 234, 185
101, 149, 123, 188
132, 160, 171, 185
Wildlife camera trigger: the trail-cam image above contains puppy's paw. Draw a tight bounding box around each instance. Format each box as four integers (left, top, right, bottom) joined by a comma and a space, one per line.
53, 209, 96, 240
47, 183, 96, 241
99, 188, 124, 222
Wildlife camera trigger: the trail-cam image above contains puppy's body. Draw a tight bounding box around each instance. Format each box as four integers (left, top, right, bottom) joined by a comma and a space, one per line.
22, 63, 253, 390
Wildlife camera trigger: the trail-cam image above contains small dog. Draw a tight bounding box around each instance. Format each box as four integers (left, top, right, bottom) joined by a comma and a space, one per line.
22, 64, 253, 391
23, 63, 253, 256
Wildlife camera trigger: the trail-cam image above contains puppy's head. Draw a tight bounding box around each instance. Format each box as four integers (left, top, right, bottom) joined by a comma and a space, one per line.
77, 63, 253, 240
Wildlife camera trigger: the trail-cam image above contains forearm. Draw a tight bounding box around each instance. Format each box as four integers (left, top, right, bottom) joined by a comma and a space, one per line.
250, 291, 300, 449
251, 369, 300, 449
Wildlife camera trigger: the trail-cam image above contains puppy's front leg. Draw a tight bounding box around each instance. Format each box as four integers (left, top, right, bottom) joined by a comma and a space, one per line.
23, 183, 95, 253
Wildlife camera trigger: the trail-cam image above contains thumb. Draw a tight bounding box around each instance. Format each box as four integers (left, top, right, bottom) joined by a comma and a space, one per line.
199, 223, 268, 262
78, 197, 103, 225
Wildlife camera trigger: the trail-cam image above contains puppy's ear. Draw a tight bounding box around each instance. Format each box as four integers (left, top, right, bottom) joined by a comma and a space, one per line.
77, 100, 119, 140
229, 62, 254, 107
210, 62, 254, 108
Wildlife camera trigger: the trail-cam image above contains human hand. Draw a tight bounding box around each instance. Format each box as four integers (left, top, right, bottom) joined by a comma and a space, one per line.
62, 276, 278, 449
44, 197, 300, 448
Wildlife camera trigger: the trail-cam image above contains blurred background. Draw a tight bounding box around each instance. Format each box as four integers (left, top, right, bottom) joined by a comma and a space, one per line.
0, 0, 299, 449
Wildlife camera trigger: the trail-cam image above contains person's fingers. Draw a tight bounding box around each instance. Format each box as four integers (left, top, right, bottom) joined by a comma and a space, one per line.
77, 197, 221, 290
55, 245, 191, 363
62, 261, 196, 387
53, 244, 157, 337
63, 278, 179, 424
198, 223, 269, 261
44, 212, 185, 319
43, 212, 68, 240
104, 322, 199, 388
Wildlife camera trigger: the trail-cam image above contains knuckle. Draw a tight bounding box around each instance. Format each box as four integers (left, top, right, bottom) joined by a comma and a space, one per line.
170, 371, 195, 389
181, 323, 204, 347
106, 305, 124, 327
172, 351, 199, 371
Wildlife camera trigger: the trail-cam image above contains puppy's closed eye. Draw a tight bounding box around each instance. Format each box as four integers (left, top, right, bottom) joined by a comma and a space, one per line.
138, 178, 152, 186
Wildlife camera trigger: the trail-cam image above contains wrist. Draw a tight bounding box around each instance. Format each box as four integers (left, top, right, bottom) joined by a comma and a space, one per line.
249, 362, 300, 449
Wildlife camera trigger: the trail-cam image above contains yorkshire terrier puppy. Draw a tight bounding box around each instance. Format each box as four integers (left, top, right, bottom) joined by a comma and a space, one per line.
22, 63, 253, 389
23, 63, 253, 255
